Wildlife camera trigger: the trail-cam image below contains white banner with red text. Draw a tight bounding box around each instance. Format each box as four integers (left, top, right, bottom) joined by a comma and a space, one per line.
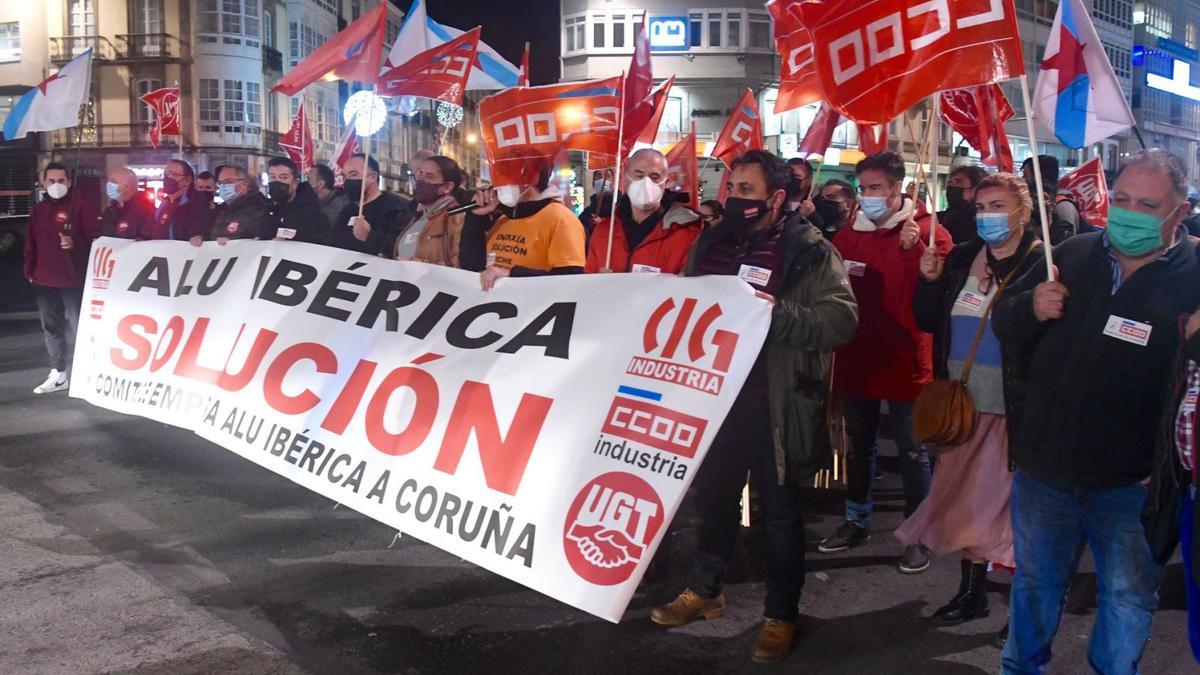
71, 237, 771, 622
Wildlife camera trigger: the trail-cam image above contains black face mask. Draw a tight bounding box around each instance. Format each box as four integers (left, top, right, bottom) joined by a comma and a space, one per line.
814, 196, 846, 230
722, 196, 770, 235
162, 177, 180, 194
342, 179, 363, 202
196, 190, 215, 203
267, 181, 292, 203
946, 186, 969, 211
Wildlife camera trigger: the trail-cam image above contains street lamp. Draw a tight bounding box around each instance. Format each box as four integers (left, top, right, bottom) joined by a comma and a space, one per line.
466, 132, 478, 144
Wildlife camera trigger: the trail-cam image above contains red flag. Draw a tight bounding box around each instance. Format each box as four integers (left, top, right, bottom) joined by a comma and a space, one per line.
767, 0, 821, 114
796, 102, 843, 157
518, 42, 531, 87
857, 123, 889, 155
587, 153, 616, 172
797, 0, 1025, 124
710, 88, 763, 168
1058, 157, 1109, 227
664, 131, 699, 207
331, 115, 360, 187
280, 101, 315, 172
271, 2, 387, 95
480, 76, 622, 186
627, 76, 675, 152
625, 15, 652, 118
940, 84, 1015, 171
139, 86, 180, 148
377, 27, 480, 105
716, 167, 732, 204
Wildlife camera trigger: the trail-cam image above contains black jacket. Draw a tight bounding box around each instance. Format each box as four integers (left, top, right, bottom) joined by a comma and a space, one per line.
914, 231, 1043, 456
994, 231, 1200, 489
211, 191, 271, 241
265, 183, 331, 245
100, 193, 156, 239
330, 191, 411, 255
938, 204, 978, 245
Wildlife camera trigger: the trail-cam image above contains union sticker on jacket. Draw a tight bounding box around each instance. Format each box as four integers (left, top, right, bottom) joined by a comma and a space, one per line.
954, 289, 988, 313
1102, 315, 1152, 347
845, 260, 867, 277
737, 264, 771, 287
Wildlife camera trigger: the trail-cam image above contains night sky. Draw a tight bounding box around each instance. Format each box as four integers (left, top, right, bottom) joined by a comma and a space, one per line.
395, 0, 562, 85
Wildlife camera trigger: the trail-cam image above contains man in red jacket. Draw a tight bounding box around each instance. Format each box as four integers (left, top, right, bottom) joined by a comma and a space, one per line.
817, 151, 953, 574
24, 162, 99, 394
585, 148, 702, 274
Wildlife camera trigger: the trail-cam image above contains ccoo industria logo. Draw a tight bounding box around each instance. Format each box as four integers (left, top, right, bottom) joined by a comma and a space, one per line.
92, 246, 115, 289
626, 297, 739, 395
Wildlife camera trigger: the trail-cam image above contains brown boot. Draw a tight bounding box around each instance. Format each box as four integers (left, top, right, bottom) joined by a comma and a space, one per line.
751, 618, 797, 664
650, 589, 725, 626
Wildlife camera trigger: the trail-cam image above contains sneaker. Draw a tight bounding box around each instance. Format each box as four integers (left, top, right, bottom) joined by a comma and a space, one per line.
33, 369, 68, 394
898, 544, 932, 574
817, 521, 870, 553
650, 589, 725, 626
751, 618, 797, 664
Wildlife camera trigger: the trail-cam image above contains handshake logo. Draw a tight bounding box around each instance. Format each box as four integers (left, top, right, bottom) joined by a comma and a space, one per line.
563, 472, 664, 586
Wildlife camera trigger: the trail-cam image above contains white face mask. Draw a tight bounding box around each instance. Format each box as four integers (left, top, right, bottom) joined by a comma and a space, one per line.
46, 183, 68, 200
496, 185, 524, 208
592, 179, 609, 194
627, 176, 665, 211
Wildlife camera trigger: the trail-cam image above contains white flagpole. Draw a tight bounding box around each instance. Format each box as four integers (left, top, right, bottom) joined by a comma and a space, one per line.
1018, 74, 1056, 277
928, 96, 940, 248
604, 71, 627, 272
358, 87, 376, 218
175, 80, 183, 158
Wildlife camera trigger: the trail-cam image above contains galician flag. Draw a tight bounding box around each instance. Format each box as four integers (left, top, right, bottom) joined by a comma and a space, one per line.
1032, 0, 1134, 148
2, 48, 93, 140
384, 0, 520, 90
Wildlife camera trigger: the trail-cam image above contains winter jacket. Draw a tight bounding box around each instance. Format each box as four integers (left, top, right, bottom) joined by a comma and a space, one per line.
832, 199, 954, 401
395, 196, 464, 267
211, 191, 271, 241
265, 183, 332, 245
586, 200, 702, 274
317, 189, 348, 227
330, 191, 412, 256
685, 214, 859, 485
993, 231, 1200, 490
912, 230, 1043, 456
24, 192, 99, 288
99, 193, 155, 239
146, 189, 213, 241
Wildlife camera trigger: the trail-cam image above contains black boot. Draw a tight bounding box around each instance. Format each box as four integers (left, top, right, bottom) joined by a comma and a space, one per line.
934, 561, 989, 625
932, 559, 973, 621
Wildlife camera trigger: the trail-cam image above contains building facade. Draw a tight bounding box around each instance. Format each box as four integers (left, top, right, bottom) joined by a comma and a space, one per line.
0, 0, 484, 215
1132, 0, 1200, 183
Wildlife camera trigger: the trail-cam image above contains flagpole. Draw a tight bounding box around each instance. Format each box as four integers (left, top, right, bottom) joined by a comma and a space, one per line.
358, 86, 376, 218
807, 155, 825, 201
1018, 74, 1056, 277
928, 95, 941, 248
603, 71, 627, 272
175, 80, 182, 158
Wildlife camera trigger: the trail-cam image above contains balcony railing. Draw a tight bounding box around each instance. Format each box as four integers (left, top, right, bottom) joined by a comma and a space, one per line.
116, 33, 189, 61
262, 46, 283, 72
50, 123, 156, 148
49, 35, 118, 62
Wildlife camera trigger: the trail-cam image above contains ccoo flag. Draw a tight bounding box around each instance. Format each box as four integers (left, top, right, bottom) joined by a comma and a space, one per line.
710, 89, 763, 168
2, 48, 93, 140
1032, 0, 1135, 147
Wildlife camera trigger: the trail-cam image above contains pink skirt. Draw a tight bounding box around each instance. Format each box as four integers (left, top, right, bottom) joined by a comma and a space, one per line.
895, 413, 1015, 567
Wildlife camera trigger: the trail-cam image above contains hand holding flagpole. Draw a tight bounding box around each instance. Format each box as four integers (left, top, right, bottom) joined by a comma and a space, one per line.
1018, 74, 1055, 277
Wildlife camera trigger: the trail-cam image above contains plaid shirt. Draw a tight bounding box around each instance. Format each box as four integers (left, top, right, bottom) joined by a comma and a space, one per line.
1177, 359, 1199, 474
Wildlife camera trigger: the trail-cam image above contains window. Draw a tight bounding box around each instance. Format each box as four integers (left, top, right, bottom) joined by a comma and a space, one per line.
263, 8, 273, 48
1188, 22, 1198, 50
708, 16, 721, 47
246, 82, 261, 126
728, 16, 740, 48
199, 78, 220, 129
689, 13, 702, 47
0, 22, 18, 62
134, 79, 163, 122
612, 14, 625, 48
289, 22, 327, 68
565, 15, 584, 52
224, 79, 244, 123
68, 0, 95, 36
748, 12, 770, 49
1093, 0, 1132, 29
198, 0, 259, 45
593, 20, 605, 48
133, 0, 163, 34
1104, 44, 1131, 80
1134, 2, 1172, 39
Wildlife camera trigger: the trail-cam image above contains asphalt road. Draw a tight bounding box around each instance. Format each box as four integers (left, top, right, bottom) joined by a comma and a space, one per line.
0, 311, 1194, 674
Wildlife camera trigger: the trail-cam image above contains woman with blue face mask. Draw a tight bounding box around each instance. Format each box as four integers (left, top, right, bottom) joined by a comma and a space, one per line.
901, 172, 1044, 642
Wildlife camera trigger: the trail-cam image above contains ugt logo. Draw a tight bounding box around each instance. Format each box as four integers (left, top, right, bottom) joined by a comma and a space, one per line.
92, 246, 115, 289
563, 472, 664, 586
626, 297, 739, 395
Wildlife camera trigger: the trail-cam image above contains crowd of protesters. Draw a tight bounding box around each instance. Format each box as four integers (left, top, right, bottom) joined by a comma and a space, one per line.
21, 143, 1200, 671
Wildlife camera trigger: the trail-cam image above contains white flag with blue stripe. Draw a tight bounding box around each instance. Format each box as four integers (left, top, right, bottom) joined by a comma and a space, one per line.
384, 0, 520, 91
2, 48, 93, 140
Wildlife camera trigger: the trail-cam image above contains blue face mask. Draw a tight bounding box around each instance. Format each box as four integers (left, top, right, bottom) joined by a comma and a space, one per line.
860, 195, 891, 221
217, 183, 238, 203
975, 211, 1014, 246
105, 181, 120, 201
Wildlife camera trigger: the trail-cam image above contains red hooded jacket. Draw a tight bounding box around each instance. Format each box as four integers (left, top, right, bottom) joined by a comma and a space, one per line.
832, 199, 953, 401
24, 192, 99, 288
585, 202, 702, 274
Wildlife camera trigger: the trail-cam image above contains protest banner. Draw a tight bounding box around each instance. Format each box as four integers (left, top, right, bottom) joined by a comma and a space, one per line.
1058, 156, 1109, 227
71, 238, 771, 623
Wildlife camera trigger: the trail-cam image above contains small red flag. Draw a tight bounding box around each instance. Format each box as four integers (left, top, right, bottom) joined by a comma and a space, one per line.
796, 102, 843, 158
139, 86, 180, 148
857, 123, 889, 156
625, 15, 652, 118
940, 84, 1015, 172
377, 26, 480, 105
518, 42, 531, 87
272, 2, 387, 96
280, 101, 315, 172
767, 0, 821, 114
664, 131, 699, 207
797, 0, 1025, 124
331, 115, 360, 187
625, 75, 675, 154
1058, 157, 1109, 227
710, 88, 763, 168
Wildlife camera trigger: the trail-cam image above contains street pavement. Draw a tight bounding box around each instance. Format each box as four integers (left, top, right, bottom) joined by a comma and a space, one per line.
0, 311, 1194, 674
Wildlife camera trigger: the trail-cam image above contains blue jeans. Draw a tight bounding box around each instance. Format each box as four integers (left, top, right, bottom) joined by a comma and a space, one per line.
841, 397, 930, 527
1003, 470, 1165, 675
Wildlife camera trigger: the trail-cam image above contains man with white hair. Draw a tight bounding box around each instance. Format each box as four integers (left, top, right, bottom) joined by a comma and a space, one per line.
584, 148, 702, 274
100, 167, 154, 239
